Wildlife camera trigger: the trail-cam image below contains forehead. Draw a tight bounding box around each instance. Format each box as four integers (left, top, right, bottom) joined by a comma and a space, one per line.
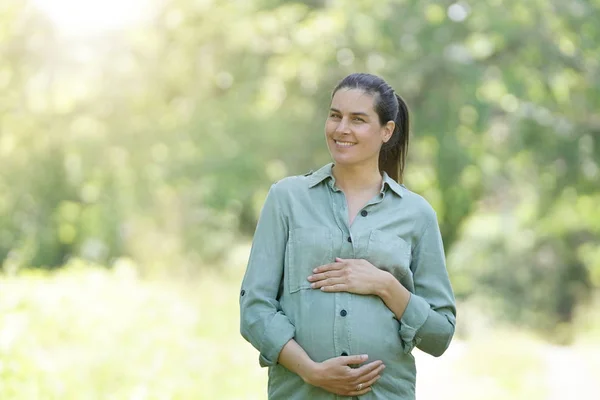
330, 88, 377, 113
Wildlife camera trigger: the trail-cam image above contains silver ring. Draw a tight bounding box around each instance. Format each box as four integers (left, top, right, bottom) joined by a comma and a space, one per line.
357, 383, 363, 391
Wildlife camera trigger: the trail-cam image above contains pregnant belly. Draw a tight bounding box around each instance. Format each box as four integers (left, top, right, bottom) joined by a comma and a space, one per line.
349, 294, 406, 362
284, 291, 410, 365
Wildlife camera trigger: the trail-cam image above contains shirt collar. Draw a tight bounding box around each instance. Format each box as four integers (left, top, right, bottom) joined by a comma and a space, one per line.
381, 170, 405, 197
306, 163, 335, 188
307, 163, 404, 197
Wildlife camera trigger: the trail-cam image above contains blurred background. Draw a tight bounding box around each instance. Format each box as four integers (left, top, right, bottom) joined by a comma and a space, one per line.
1, 0, 599, 399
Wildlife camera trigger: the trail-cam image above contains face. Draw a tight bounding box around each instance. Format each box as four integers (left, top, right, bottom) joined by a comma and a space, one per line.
325, 88, 394, 168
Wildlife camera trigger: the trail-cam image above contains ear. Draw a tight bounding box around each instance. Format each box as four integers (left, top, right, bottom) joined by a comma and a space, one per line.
382, 121, 395, 143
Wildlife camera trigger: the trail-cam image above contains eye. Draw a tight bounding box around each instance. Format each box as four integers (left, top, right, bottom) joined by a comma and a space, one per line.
352, 117, 365, 122
329, 113, 341, 119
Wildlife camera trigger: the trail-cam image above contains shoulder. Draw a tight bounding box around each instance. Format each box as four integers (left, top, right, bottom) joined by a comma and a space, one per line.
269, 172, 315, 198
399, 186, 438, 224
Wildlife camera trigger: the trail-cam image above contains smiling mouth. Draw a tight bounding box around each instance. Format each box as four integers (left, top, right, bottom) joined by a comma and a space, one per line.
334, 140, 356, 147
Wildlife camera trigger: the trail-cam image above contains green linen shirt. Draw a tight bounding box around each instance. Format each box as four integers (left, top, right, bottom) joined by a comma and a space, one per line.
240, 163, 456, 399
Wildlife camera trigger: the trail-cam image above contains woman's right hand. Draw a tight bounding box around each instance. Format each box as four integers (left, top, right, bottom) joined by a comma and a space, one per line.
304, 354, 385, 396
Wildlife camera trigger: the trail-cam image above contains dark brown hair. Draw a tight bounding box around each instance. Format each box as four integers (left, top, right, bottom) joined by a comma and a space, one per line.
332, 73, 410, 183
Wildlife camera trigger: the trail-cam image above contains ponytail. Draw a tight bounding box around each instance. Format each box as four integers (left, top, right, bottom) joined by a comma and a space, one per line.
379, 93, 410, 183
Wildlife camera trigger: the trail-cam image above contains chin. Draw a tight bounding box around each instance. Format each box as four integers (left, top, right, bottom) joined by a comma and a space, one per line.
329, 151, 378, 169
330, 154, 360, 166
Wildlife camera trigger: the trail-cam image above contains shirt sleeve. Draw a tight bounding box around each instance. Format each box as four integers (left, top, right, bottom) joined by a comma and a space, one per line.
239, 183, 295, 367
398, 213, 457, 356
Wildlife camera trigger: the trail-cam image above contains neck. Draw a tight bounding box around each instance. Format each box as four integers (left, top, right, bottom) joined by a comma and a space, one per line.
332, 161, 383, 194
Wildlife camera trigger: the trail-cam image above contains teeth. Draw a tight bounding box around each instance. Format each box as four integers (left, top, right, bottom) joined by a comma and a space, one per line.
335, 140, 356, 147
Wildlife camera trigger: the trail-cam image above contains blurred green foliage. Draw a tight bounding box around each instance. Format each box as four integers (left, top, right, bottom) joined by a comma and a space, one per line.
1, 0, 599, 339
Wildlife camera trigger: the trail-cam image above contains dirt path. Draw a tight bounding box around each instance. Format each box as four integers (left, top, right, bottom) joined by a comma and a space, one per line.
414, 340, 599, 400
414, 341, 468, 399
544, 344, 598, 400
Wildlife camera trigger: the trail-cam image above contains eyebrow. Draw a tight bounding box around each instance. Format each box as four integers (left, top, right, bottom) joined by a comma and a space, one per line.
329, 108, 370, 117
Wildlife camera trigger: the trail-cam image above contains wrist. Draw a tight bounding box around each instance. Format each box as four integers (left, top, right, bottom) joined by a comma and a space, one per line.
298, 360, 320, 385
375, 270, 395, 300
377, 272, 411, 320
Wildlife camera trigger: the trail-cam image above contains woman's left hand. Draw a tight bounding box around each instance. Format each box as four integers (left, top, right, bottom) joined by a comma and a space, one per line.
308, 258, 388, 296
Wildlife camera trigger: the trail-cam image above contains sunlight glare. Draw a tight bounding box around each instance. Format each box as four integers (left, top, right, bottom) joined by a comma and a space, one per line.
31, 0, 153, 35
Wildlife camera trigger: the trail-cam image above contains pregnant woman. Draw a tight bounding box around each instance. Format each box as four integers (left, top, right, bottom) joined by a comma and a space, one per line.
240, 73, 456, 399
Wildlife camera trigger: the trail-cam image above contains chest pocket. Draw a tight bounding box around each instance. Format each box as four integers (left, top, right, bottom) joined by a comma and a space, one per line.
367, 230, 411, 280
287, 227, 333, 293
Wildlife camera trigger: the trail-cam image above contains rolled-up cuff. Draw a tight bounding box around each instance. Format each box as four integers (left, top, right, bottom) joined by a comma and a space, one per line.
258, 312, 296, 367
398, 294, 430, 354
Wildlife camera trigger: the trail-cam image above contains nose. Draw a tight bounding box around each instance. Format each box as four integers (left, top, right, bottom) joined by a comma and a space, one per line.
335, 117, 351, 134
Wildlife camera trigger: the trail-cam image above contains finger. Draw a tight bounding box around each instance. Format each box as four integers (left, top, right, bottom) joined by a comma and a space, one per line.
320, 283, 349, 292
311, 277, 346, 289
339, 354, 368, 366
346, 386, 372, 397
307, 270, 343, 282
313, 262, 344, 274
348, 373, 382, 395
352, 360, 384, 378
355, 363, 385, 384
336, 257, 360, 263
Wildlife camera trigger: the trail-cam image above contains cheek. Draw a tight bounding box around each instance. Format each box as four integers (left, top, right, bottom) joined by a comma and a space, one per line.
360, 127, 383, 144
324, 121, 335, 134
365, 135, 385, 153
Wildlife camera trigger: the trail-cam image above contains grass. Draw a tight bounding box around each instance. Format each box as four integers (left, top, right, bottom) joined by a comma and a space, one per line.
1, 257, 599, 399
0, 260, 266, 400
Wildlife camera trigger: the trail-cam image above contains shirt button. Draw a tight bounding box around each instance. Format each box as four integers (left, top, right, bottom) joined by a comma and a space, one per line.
240, 290, 245, 296
341, 351, 348, 356
347, 236, 352, 243
361, 210, 368, 217
340, 309, 347, 317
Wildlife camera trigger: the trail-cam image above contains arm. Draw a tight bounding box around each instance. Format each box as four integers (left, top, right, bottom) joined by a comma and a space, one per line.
239, 183, 295, 367
278, 338, 384, 396
277, 339, 318, 381
379, 214, 457, 357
